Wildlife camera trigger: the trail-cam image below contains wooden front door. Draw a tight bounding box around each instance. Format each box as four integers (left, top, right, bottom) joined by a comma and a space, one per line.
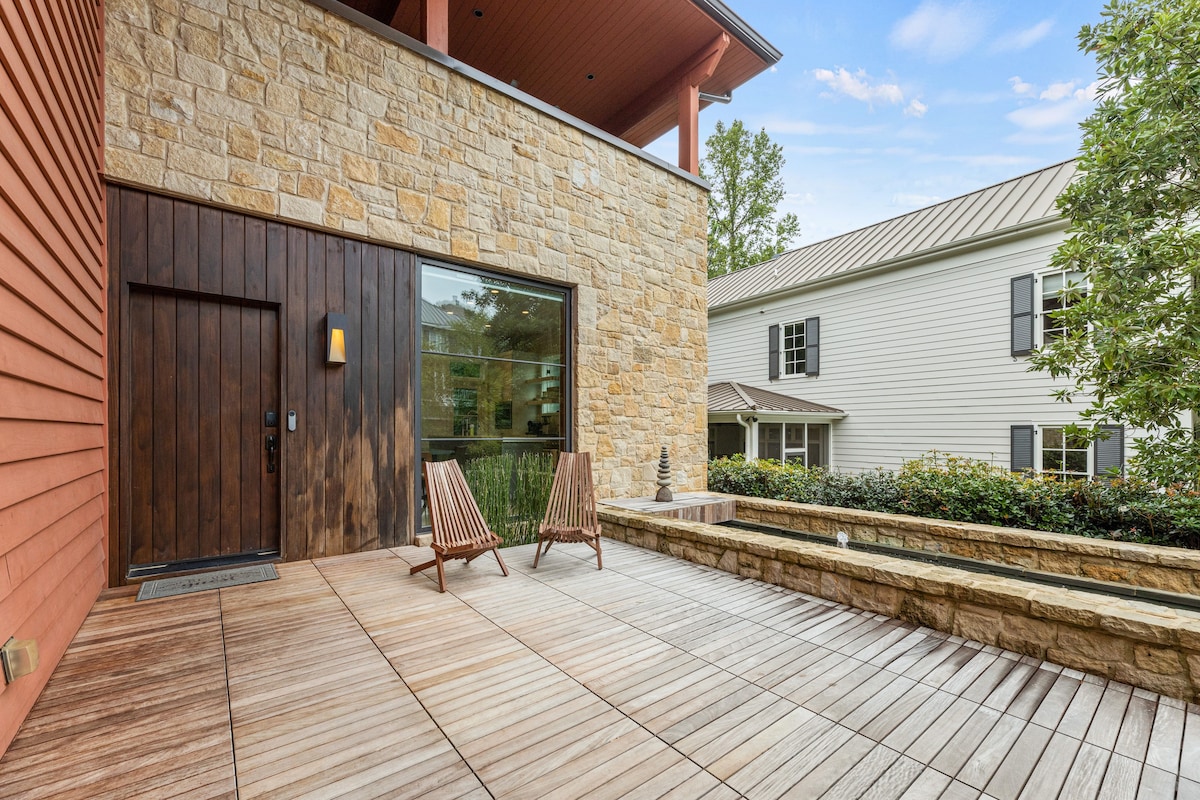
125, 287, 281, 577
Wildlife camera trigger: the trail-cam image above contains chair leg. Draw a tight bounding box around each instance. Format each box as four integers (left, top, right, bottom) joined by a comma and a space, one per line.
594, 537, 603, 570
532, 537, 545, 568
494, 546, 509, 576
410, 558, 437, 576
435, 553, 447, 593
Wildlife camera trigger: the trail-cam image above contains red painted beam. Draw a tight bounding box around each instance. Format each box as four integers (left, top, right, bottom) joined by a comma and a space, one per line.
419, 0, 448, 53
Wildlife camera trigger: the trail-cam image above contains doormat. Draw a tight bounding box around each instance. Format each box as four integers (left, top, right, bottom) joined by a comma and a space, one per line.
136, 564, 279, 601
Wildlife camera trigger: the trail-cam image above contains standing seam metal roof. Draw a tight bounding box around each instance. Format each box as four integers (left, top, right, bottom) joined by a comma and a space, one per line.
708, 381, 845, 414
708, 160, 1076, 309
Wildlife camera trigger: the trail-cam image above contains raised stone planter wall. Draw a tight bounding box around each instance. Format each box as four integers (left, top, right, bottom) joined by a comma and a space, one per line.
599, 504, 1200, 701
734, 496, 1200, 596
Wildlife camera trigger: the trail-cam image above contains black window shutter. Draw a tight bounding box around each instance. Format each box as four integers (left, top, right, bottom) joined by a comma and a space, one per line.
805, 317, 820, 376
768, 324, 780, 380
1011, 274, 1035, 356
1010, 425, 1035, 472
1094, 425, 1125, 478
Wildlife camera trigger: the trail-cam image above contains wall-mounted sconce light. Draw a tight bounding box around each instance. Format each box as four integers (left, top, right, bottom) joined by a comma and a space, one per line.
325, 313, 347, 366
2, 637, 38, 684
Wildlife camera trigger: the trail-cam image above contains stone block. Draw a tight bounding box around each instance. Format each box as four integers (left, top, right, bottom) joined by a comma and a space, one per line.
1134, 644, 1183, 675
1097, 608, 1183, 646
899, 594, 954, 631
1029, 592, 1100, 628
1080, 561, 1135, 585
1055, 627, 1130, 663
997, 615, 1055, 659
953, 604, 1003, 646
327, 185, 364, 220
820, 572, 854, 606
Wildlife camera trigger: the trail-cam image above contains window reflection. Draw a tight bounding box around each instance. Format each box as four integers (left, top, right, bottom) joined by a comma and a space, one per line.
420, 262, 568, 468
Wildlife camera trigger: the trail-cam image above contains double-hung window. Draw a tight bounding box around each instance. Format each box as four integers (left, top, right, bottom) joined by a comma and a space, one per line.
1011, 270, 1087, 355
1010, 424, 1124, 479
1039, 426, 1091, 479
1039, 270, 1087, 343
782, 322, 806, 375
768, 317, 820, 379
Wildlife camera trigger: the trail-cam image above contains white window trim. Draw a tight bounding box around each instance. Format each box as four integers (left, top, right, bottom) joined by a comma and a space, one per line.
781, 320, 808, 377
1035, 423, 1093, 479
1034, 268, 1088, 349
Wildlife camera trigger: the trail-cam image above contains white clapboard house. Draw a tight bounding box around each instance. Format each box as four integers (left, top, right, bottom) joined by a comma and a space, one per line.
707, 160, 1128, 477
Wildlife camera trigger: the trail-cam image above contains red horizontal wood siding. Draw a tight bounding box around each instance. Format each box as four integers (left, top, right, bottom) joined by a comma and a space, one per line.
0, 0, 106, 755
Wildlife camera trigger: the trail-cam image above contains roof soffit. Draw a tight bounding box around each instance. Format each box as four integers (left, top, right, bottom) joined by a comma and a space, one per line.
335, 0, 779, 147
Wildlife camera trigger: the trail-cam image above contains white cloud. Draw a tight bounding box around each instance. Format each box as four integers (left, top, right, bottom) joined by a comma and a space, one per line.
812, 67, 904, 107
991, 19, 1054, 52
785, 192, 817, 206
904, 99, 928, 118
891, 193, 943, 208
1009, 76, 1035, 96
890, 1, 992, 62
916, 153, 1039, 167
1008, 80, 1100, 130
935, 88, 1006, 105
763, 119, 887, 136
1039, 81, 1076, 101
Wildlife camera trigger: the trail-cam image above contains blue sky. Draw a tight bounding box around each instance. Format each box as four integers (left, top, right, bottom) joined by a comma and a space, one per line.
645, 0, 1103, 244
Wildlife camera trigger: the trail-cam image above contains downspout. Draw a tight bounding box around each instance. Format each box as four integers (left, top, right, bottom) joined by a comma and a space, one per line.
736, 414, 750, 457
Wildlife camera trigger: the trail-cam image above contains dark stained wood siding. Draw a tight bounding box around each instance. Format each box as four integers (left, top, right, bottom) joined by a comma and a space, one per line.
0, 0, 106, 754
107, 187, 416, 578
125, 289, 281, 569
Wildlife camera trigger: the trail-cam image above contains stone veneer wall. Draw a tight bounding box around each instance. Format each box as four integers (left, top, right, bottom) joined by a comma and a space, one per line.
103, 0, 710, 497
734, 496, 1200, 596
599, 506, 1200, 701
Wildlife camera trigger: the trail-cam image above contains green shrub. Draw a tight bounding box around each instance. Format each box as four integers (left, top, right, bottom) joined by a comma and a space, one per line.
462, 451, 555, 547
707, 452, 1200, 549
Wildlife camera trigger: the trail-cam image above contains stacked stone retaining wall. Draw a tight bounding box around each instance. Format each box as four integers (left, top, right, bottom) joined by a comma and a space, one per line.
599, 501, 1200, 701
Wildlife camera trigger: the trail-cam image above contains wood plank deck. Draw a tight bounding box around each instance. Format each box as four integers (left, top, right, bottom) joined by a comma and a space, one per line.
3, 539, 1198, 799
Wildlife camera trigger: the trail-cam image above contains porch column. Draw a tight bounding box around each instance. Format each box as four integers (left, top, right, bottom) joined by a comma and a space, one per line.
676, 33, 729, 175
419, 0, 448, 52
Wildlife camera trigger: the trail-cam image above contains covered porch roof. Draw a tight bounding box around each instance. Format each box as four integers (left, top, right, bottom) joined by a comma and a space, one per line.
331, 0, 781, 171
709, 380, 846, 418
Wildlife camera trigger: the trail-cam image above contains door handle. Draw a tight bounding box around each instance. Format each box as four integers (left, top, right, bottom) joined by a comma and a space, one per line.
265, 434, 278, 474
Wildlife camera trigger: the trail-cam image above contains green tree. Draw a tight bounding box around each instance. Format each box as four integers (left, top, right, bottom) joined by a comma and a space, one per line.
700, 120, 800, 278
1031, 0, 1200, 487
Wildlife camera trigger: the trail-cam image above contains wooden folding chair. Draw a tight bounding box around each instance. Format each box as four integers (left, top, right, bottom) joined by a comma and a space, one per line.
412, 459, 509, 592
533, 451, 602, 570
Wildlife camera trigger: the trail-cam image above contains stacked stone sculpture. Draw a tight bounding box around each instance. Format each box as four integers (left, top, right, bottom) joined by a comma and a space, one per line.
655, 446, 673, 502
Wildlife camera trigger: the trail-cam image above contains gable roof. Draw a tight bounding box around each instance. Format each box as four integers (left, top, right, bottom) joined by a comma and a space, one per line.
708, 160, 1076, 310
708, 381, 845, 415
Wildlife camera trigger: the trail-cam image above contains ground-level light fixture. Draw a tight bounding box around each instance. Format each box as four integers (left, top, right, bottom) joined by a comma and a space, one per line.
325, 313, 347, 366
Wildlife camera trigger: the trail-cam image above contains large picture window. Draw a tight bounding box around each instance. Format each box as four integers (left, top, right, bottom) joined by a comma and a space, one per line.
420, 262, 569, 469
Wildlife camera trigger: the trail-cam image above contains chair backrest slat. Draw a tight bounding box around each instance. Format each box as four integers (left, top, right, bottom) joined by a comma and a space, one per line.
541, 451, 597, 533
424, 460, 492, 547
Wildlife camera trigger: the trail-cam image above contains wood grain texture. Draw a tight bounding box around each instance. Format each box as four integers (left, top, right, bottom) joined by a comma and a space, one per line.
106, 187, 417, 575
3, 540, 1196, 796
